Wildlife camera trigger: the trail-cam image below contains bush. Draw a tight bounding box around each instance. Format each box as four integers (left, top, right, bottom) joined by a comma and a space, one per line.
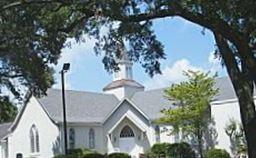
151, 143, 171, 157
107, 153, 131, 158
83, 153, 105, 158
53, 148, 94, 158
67, 148, 84, 157
53, 154, 79, 158
148, 142, 196, 158
167, 142, 196, 158
205, 149, 231, 158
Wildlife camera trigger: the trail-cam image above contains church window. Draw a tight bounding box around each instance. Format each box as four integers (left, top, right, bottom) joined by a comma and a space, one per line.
89, 128, 95, 149
30, 125, 40, 153
129, 67, 132, 79
120, 125, 134, 138
69, 128, 75, 149
114, 72, 119, 79
126, 67, 132, 79
155, 125, 160, 142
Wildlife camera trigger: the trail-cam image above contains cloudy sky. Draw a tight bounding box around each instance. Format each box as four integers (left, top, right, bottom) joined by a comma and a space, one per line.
53, 17, 226, 92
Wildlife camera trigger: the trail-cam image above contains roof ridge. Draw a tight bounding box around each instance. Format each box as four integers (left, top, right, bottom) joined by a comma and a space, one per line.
48, 88, 116, 96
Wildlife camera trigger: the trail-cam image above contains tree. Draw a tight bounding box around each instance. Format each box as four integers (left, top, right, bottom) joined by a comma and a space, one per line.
157, 71, 218, 158
0, 97, 17, 123
1, 1, 256, 157
0, 0, 70, 110
225, 118, 247, 157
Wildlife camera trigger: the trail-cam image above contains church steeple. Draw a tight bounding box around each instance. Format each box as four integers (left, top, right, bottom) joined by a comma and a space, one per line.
103, 48, 144, 100
113, 49, 133, 81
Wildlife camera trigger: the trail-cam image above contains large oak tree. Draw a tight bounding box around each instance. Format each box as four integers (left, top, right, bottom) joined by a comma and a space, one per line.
1, 1, 256, 157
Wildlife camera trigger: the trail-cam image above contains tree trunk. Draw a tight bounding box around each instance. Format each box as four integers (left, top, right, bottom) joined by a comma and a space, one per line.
196, 127, 204, 158
198, 136, 204, 158
214, 33, 256, 158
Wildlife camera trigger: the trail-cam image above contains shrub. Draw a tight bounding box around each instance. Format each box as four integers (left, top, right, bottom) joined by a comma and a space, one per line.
82, 148, 94, 155
67, 148, 84, 157
205, 149, 231, 158
151, 143, 171, 157
107, 153, 131, 158
53, 155, 64, 158
167, 142, 196, 158
148, 142, 196, 158
83, 153, 105, 158
53, 148, 93, 158
53, 154, 79, 158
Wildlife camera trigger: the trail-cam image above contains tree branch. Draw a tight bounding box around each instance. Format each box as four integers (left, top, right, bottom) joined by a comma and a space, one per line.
1, 0, 66, 10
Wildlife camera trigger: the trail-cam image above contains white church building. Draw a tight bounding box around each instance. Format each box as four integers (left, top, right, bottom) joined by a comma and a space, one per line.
0, 53, 249, 158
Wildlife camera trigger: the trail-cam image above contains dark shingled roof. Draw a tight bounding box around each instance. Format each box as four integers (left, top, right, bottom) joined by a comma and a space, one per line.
103, 79, 144, 91
38, 89, 120, 123
0, 122, 12, 139
213, 77, 237, 101
212, 76, 256, 101
131, 88, 174, 120
6, 76, 244, 129
37, 76, 245, 123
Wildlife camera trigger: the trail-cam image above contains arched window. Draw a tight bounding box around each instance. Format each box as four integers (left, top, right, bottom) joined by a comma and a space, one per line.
69, 128, 75, 149
89, 128, 95, 149
120, 125, 134, 138
30, 125, 39, 153
155, 125, 160, 142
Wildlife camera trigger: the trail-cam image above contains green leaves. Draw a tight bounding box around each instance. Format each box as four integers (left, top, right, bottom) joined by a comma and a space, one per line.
161, 71, 218, 127
0, 97, 17, 123
158, 70, 219, 156
225, 118, 247, 155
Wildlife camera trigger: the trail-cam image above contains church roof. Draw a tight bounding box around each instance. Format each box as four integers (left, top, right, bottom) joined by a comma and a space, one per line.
0, 122, 12, 140
37, 88, 173, 124
0, 76, 250, 137
2, 76, 245, 130
103, 79, 144, 91
36, 77, 241, 124
131, 88, 174, 120
212, 77, 239, 101
38, 89, 120, 123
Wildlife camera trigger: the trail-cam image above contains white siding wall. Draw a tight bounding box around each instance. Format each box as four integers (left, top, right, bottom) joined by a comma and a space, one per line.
8, 97, 60, 158
211, 100, 243, 155
0, 141, 7, 158
64, 125, 105, 153
104, 86, 143, 100
105, 88, 124, 100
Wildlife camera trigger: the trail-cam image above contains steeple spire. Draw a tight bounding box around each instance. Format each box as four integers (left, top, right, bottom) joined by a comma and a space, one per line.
103, 46, 144, 100
113, 48, 133, 81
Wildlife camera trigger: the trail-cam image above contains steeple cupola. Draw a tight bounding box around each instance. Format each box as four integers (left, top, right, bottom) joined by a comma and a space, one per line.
103, 48, 144, 100
113, 49, 133, 81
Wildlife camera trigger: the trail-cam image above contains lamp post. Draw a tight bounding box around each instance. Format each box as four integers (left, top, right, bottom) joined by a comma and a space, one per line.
61, 63, 70, 155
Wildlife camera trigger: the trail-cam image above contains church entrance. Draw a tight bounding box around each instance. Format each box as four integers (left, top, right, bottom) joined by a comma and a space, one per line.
119, 125, 136, 157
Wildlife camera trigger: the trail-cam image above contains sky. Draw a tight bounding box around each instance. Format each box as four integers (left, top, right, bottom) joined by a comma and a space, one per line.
53, 17, 227, 92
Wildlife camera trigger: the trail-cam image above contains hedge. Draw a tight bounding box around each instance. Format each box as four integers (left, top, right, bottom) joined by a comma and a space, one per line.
107, 153, 131, 158
205, 148, 231, 158
167, 142, 196, 158
148, 142, 196, 158
53, 148, 94, 158
83, 153, 105, 158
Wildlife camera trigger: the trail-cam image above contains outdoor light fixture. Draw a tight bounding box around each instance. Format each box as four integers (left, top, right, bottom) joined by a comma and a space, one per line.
62, 63, 70, 72
61, 63, 70, 155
